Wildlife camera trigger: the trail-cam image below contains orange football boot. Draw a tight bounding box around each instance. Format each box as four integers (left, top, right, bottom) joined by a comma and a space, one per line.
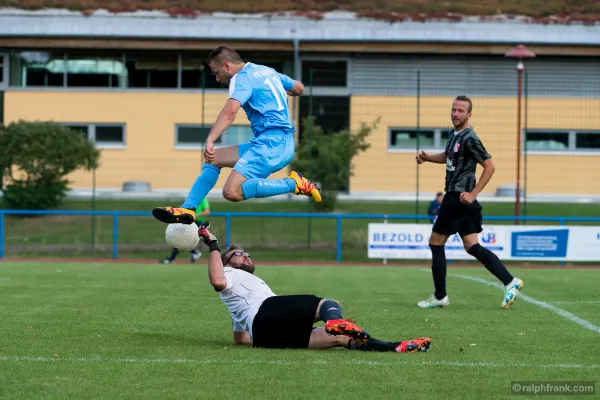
152, 207, 196, 224
325, 318, 371, 342
395, 337, 432, 353
288, 171, 322, 203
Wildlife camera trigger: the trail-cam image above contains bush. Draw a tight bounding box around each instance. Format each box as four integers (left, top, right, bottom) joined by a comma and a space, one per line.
290, 116, 377, 212
0, 121, 100, 210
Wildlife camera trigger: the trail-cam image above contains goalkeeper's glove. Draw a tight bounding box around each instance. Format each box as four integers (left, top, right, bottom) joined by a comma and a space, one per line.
198, 221, 220, 253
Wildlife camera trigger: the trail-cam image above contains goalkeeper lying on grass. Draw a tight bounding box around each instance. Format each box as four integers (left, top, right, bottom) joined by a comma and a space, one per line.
197, 221, 431, 353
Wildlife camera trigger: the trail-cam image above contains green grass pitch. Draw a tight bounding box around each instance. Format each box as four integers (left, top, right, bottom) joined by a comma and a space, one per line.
0, 261, 599, 399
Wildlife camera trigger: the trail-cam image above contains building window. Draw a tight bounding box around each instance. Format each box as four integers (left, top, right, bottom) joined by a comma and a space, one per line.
10, 51, 66, 87
95, 125, 125, 143
525, 131, 569, 151
125, 52, 178, 89
175, 125, 253, 149
575, 132, 600, 150
0, 54, 5, 87
301, 60, 347, 87
299, 96, 350, 139
388, 128, 445, 151
10, 51, 180, 89
524, 130, 600, 153
180, 55, 223, 89
62, 123, 126, 147
7, 50, 291, 90
177, 125, 213, 145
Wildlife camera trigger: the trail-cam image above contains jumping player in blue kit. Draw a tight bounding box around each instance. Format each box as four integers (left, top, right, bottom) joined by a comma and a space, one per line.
153, 46, 322, 224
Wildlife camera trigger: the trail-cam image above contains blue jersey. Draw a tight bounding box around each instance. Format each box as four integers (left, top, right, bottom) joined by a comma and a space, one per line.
228, 63, 295, 136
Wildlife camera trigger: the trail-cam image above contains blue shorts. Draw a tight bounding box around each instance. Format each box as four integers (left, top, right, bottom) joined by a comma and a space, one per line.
234, 129, 295, 180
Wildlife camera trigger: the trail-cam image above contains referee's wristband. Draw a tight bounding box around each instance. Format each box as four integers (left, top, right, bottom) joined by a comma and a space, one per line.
208, 241, 220, 253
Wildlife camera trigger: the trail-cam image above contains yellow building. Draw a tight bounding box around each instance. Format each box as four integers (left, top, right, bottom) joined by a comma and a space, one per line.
1, 11, 600, 197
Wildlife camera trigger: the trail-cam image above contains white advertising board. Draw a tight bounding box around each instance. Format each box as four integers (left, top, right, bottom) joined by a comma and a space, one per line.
368, 223, 600, 261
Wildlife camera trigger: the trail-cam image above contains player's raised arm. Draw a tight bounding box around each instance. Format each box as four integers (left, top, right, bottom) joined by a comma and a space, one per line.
198, 222, 227, 291
287, 80, 304, 96
277, 72, 304, 96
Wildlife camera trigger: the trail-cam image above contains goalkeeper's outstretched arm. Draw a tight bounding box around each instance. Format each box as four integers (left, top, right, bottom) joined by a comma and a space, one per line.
208, 250, 226, 291
198, 222, 227, 291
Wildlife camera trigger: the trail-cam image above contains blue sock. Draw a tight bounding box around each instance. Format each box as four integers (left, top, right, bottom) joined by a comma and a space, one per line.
241, 178, 296, 200
181, 164, 220, 209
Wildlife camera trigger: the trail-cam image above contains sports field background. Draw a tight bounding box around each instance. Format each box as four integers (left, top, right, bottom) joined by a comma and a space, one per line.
2, 199, 599, 398
2, 199, 600, 263
0, 261, 598, 399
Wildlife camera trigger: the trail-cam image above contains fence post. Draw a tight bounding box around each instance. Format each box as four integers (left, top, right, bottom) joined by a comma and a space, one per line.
523, 71, 529, 223
382, 215, 388, 265
225, 214, 231, 248
336, 215, 342, 263
307, 68, 314, 249
558, 218, 564, 266
0, 212, 4, 259
113, 213, 119, 260
91, 164, 97, 250
415, 69, 421, 223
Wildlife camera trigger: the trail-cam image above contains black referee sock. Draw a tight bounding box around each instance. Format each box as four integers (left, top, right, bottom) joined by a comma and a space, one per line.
430, 244, 447, 300
347, 338, 399, 352
467, 244, 513, 286
319, 299, 343, 322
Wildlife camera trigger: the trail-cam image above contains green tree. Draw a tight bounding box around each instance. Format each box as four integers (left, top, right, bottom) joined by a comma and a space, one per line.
0, 121, 101, 210
291, 116, 377, 212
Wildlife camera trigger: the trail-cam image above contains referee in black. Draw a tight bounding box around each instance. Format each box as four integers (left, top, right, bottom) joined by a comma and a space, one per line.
416, 95, 523, 309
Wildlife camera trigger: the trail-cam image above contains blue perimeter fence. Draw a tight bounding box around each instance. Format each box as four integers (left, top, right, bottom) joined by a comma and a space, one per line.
1, 210, 600, 262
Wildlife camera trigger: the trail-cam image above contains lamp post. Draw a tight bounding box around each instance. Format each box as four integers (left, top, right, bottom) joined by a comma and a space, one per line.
504, 44, 535, 224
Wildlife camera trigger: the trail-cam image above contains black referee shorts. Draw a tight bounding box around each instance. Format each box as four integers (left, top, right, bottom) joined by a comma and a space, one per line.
251, 294, 322, 349
432, 191, 483, 237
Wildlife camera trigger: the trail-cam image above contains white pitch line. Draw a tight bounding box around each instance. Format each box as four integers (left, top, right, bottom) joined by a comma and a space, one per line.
0, 355, 598, 370
549, 301, 600, 305
450, 273, 600, 334
0, 278, 9, 281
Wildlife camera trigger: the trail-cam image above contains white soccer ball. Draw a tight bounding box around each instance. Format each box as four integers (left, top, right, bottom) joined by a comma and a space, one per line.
165, 223, 200, 251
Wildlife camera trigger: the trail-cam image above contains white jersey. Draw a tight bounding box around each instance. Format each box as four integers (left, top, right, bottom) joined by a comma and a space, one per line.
220, 267, 276, 339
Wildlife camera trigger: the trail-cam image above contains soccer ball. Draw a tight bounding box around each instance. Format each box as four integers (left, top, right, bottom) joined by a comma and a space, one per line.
165, 223, 200, 251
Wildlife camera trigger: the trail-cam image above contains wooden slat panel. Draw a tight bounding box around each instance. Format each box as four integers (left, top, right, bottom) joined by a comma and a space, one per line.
0, 37, 294, 51
1, 37, 598, 56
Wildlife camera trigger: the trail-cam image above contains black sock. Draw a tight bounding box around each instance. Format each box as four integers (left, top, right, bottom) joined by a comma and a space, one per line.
467, 244, 513, 285
347, 338, 400, 352
430, 244, 447, 300
319, 299, 343, 323
167, 249, 179, 262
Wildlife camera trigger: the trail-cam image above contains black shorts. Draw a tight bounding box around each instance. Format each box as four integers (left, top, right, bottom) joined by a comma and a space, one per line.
251, 294, 322, 349
432, 191, 483, 237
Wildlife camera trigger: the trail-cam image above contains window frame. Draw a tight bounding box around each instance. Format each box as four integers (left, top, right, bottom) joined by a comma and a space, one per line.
523, 129, 600, 156
299, 56, 351, 96
387, 127, 447, 153
5, 50, 293, 92
60, 122, 126, 149
574, 131, 600, 152
0, 53, 7, 89
174, 124, 254, 150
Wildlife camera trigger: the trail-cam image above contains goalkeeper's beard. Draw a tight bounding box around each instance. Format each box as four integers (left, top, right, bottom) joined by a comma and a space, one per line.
230, 261, 255, 274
